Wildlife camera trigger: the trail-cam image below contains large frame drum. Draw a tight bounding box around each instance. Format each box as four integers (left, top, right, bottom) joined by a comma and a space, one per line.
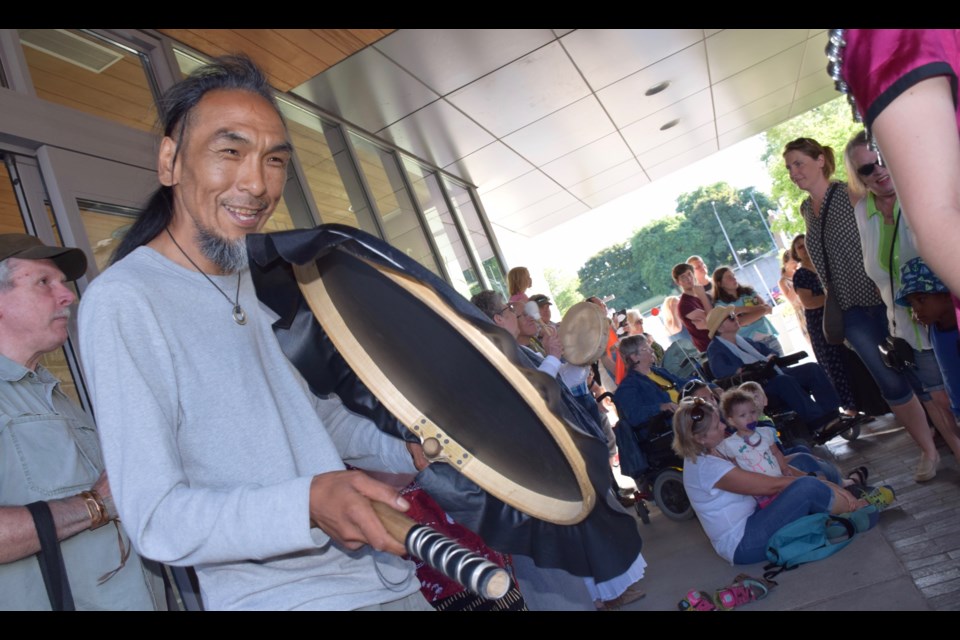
294, 250, 594, 524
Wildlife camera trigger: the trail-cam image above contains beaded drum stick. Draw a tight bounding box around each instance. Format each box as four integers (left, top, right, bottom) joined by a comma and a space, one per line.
372, 502, 510, 600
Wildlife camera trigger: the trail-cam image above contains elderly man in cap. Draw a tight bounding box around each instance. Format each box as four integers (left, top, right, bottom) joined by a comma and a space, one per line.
529, 294, 559, 330
0, 234, 161, 610
705, 305, 849, 437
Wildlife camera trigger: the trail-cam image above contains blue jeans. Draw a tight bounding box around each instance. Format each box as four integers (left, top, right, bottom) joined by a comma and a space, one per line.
764, 363, 841, 428
732, 476, 834, 564
842, 304, 916, 406
785, 450, 842, 485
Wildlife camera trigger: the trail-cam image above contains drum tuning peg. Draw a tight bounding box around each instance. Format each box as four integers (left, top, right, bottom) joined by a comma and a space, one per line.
422, 437, 443, 459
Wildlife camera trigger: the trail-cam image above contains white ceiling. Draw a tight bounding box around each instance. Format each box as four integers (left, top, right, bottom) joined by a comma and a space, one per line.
291, 29, 839, 239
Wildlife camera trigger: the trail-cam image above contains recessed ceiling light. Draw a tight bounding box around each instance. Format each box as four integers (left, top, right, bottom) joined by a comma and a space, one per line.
660, 119, 680, 131
645, 81, 670, 97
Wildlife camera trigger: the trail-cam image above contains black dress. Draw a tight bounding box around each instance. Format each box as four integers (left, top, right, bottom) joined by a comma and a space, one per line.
793, 266, 855, 409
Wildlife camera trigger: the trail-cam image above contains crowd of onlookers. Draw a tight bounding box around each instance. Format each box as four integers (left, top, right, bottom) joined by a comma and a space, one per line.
482, 128, 960, 576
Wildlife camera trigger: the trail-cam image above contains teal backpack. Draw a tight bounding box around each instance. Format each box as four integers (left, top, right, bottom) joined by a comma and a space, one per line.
763, 513, 858, 580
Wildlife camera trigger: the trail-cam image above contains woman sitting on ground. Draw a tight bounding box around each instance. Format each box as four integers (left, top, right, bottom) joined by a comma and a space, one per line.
712, 266, 783, 355
673, 398, 888, 564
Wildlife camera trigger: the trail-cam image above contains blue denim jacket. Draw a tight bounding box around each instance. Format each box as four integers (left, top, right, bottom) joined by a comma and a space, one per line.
614, 366, 688, 427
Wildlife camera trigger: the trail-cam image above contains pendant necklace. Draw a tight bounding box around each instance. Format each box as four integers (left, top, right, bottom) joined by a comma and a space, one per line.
165, 228, 246, 325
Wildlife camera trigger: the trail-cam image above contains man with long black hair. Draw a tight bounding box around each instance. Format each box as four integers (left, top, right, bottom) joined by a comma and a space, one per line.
78, 56, 429, 610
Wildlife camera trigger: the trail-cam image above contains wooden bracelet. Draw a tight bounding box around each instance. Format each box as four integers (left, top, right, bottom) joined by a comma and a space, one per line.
79, 490, 110, 529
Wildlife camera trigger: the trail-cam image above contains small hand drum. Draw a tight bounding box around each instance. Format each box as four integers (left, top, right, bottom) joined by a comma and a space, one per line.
559, 301, 610, 366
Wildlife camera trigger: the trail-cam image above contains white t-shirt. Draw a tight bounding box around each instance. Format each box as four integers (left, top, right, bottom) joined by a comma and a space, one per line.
683, 454, 757, 564
716, 427, 780, 478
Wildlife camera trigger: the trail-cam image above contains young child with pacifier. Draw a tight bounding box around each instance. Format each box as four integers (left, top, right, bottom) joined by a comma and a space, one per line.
716, 389, 882, 513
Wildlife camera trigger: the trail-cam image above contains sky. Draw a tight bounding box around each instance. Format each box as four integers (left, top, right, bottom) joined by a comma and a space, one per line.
515, 132, 776, 278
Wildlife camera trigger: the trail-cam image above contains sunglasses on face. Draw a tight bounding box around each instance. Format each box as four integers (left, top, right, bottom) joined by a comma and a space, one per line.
856, 160, 882, 177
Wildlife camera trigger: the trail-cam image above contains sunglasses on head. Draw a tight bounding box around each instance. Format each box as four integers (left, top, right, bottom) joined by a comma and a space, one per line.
856, 160, 882, 177
681, 378, 706, 398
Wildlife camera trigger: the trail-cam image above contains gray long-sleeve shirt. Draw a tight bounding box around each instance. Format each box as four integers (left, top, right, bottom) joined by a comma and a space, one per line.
78, 247, 419, 610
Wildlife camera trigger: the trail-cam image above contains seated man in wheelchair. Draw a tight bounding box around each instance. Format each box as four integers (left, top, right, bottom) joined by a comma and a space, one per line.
705, 306, 849, 439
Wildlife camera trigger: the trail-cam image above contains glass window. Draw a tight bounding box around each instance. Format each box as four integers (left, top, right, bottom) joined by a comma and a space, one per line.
349, 133, 439, 275
19, 30, 158, 133
275, 98, 377, 233
442, 177, 506, 296
403, 158, 479, 297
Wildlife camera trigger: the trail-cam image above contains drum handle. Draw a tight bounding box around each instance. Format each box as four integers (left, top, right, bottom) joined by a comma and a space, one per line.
372, 502, 511, 600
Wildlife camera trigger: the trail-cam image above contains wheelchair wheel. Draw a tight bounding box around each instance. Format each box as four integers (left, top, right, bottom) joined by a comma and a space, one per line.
653, 469, 694, 521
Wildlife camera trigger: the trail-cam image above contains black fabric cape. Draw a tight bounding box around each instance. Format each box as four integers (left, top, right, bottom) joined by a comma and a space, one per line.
246, 224, 641, 582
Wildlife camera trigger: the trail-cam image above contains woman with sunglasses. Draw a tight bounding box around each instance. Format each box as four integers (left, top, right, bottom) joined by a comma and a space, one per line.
672, 398, 872, 564
705, 305, 847, 441
844, 132, 960, 466
783, 136, 944, 481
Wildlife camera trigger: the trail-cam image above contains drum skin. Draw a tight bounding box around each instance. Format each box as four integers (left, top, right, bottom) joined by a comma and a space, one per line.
559, 301, 609, 366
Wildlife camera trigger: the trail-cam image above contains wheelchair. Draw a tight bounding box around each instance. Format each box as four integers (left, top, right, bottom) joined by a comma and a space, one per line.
610, 405, 694, 523
702, 351, 863, 447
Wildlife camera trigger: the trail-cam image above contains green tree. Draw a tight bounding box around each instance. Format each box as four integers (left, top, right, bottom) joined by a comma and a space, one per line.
577, 241, 651, 309
578, 182, 775, 306
761, 96, 863, 236
630, 214, 698, 296
543, 267, 581, 316
674, 182, 776, 264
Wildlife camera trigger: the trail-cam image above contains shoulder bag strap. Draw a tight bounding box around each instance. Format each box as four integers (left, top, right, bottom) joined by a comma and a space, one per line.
25, 501, 76, 611
887, 206, 902, 332
817, 183, 839, 287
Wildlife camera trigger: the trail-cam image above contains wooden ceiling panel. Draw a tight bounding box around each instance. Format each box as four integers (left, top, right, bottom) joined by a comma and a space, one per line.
160, 29, 233, 59
159, 29, 394, 92
273, 29, 350, 69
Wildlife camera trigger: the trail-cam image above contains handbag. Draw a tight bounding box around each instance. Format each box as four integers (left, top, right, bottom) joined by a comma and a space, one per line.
817, 184, 845, 345
823, 290, 845, 345
879, 207, 916, 370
